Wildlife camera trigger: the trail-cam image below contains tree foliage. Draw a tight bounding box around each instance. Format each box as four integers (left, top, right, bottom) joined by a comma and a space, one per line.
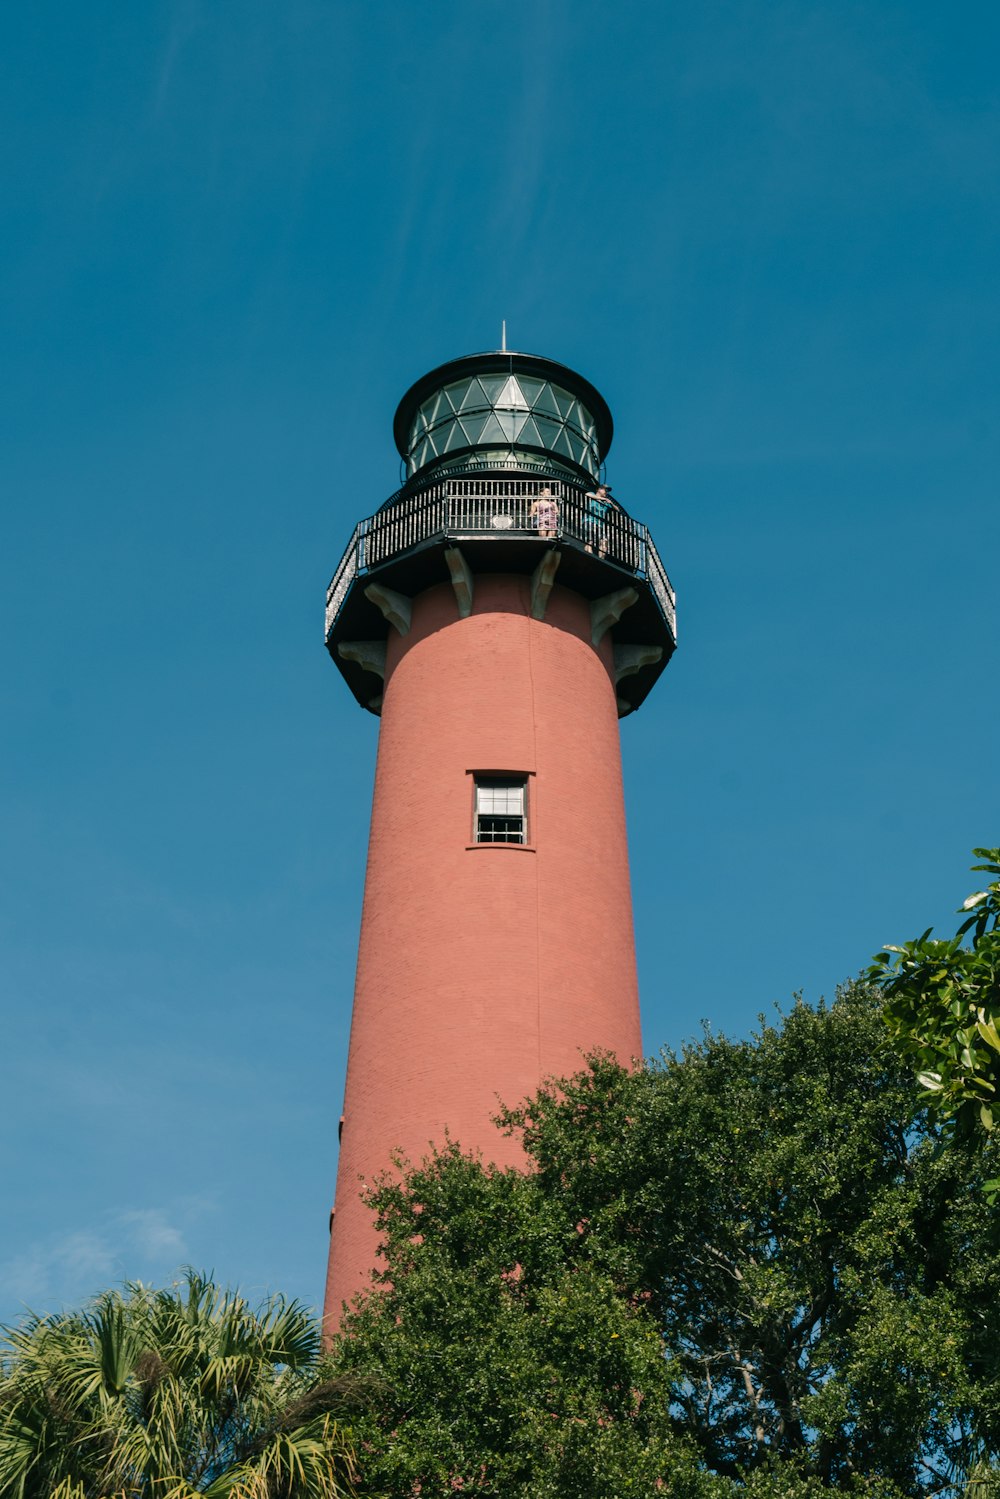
0, 1271, 358, 1499
330, 983, 1000, 1498
870, 847, 1000, 1149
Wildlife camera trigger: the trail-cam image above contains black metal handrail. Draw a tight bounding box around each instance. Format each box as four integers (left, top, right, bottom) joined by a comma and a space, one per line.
325, 477, 676, 643
377, 457, 585, 513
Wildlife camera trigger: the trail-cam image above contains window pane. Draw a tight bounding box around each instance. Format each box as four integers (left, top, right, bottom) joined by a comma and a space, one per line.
475, 777, 527, 843
476, 782, 524, 815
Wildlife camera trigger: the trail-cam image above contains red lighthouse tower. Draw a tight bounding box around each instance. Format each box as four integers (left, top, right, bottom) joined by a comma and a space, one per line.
322, 350, 676, 1328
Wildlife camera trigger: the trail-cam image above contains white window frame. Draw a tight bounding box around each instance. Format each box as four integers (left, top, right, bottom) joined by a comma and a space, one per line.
473, 775, 527, 845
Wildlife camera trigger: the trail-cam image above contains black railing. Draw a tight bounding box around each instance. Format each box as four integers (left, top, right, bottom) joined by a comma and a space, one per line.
326, 476, 676, 642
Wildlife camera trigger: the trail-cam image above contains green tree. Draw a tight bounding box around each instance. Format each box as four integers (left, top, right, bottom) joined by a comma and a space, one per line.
0, 1271, 358, 1499
333, 1149, 707, 1499
870, 847, 1000, 1146
330, 982, 1000, 1497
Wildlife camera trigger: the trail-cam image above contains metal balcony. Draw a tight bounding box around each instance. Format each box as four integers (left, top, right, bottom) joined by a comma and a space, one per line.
325, 472, 677, 716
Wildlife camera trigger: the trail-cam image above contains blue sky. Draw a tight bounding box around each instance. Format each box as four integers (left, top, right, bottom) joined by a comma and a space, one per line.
2, 1, 997, 1324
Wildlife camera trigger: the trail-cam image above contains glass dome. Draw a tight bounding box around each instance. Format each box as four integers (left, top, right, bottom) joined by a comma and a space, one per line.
394, 351, 613, 484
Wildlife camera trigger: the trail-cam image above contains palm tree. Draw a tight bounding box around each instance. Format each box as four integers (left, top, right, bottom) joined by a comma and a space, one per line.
0, 1271, 358, 1498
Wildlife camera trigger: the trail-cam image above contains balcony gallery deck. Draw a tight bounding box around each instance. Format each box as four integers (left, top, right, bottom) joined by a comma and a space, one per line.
326, 468, 676, 717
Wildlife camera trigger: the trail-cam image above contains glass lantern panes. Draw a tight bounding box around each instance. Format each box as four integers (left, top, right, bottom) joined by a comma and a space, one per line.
406, 373, 601, 479
475, 777, 526, 844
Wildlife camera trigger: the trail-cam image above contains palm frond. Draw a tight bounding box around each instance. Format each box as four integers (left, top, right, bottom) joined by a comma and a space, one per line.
0, 1277, 359, 1498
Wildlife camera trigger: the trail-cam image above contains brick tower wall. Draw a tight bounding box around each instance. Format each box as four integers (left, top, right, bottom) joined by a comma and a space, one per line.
323, 573, 642, 1327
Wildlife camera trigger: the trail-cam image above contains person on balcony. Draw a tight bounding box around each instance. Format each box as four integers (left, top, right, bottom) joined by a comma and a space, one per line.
583, 484, 616, 557
530, 486, 559, 540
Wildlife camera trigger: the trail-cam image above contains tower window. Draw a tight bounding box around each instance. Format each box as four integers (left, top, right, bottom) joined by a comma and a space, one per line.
474, 776, 527, 844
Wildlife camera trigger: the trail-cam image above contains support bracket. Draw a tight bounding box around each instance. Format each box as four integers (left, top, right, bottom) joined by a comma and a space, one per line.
613, 643, 662, 684
591, 587, 638, 646
337, 640, 387, 680
530, 548, 561, 621
444, 547, 474, 619
364, 582, 411, 636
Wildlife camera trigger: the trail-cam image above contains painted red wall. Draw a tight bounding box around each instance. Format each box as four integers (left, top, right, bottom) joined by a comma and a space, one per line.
323, 574, 642, 1328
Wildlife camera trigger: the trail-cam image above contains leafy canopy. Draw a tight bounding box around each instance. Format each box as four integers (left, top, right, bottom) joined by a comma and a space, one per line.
870, 847, 1000, 1146
331, 982, 1000, 1498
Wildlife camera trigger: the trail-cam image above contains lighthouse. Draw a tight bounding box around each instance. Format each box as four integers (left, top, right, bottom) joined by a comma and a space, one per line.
322, 350, 676, 1328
